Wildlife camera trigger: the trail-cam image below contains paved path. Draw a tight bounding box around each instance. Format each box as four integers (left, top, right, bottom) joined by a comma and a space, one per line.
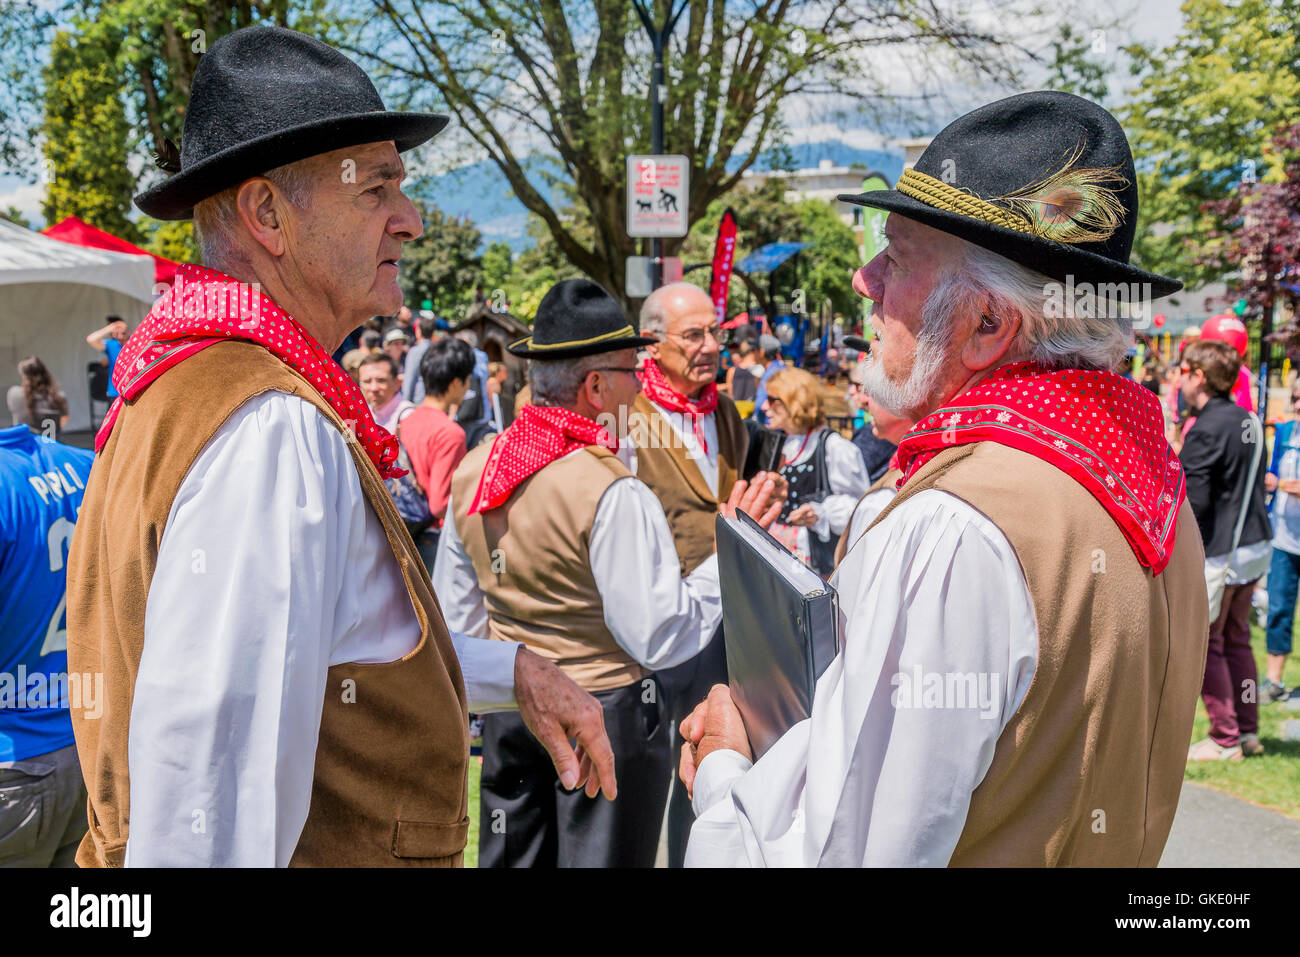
1160, 782, 1300, 867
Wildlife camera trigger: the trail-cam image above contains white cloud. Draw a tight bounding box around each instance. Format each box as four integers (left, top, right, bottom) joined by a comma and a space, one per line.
0, 179, 47, 228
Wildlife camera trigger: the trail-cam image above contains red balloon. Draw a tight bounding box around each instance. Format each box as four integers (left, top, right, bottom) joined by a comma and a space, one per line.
1153, 314, 1166, 328
1202, 313, 1249, 357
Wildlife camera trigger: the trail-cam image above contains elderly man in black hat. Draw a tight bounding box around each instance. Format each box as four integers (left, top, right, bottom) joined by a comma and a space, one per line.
679, 91, 1210, 867
433, 278, 779, 867
66, 26, 618, 868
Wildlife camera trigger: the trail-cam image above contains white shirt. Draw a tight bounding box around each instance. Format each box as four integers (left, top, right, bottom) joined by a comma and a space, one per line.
125, 391, 520, 868
619, 399, 720, 498
775, 428, 870, 556
842, 486, 897, 560
685, 489, 1039, 867
434, 458, 723, 673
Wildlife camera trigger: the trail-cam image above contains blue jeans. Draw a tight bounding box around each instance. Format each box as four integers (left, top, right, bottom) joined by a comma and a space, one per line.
1265, 546, 1300, 656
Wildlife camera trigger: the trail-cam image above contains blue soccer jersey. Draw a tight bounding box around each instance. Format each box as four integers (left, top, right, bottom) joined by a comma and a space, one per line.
0, 425, 96, 761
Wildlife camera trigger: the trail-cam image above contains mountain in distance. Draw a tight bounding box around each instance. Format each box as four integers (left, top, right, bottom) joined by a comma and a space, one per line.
426, 139, 905, 253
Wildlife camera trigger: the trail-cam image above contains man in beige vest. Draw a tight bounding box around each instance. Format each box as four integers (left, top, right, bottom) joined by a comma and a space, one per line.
65, 26, 616, 868
678, 91, 1209, 866
624, 282, 753, 867
434, 278, 778, 867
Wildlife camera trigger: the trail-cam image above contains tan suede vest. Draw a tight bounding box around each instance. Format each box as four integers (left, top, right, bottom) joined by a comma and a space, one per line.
865, 442, 1207, 866
629, 393, 749, 575
450, 441, 647, 693
833, 467, 903, 567
66, 341, 469, 868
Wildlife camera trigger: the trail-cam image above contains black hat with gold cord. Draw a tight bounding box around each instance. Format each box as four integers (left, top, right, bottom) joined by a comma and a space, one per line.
509, 278, 658, 360
838, 90, 1181, 300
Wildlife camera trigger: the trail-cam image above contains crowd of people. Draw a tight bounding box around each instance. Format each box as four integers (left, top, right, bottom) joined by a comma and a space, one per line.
2, 26, 1296, 871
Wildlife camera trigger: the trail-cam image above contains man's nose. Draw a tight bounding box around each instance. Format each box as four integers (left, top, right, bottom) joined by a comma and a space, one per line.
392, 190, 424, 242
855, 255, 885, 301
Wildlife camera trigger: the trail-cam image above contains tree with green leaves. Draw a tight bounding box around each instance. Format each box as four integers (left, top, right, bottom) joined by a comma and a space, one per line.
682, 178, 859, 318
398, 202, 486, 315
26, 0, 321, 250
332, 0, 1054, 305
1120, 0, 1300, 288
40, 27, 139, 240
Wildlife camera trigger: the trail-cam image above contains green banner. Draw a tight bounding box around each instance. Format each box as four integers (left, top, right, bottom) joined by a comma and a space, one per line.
856, 173, 891, 323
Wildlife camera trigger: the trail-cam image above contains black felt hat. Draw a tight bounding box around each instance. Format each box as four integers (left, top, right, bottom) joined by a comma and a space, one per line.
509, 279, 657, 360
838, 91, 1180, 298
134, 26, 449, 220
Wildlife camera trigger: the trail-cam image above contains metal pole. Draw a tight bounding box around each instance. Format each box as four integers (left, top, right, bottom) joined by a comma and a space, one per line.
651, 30, 664, 291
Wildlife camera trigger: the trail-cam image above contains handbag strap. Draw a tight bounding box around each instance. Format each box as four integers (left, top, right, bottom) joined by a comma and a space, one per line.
1228, 411, 1263, 559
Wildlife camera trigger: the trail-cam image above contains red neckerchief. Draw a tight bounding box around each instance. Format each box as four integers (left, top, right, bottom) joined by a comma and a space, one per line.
94, 263, 404, 479
468, 404, 617, 514
638, 357, 718, 454
893, 361, 1186, 573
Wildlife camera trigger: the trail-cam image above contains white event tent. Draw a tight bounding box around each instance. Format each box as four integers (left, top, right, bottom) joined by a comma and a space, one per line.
0, 219, 156, 434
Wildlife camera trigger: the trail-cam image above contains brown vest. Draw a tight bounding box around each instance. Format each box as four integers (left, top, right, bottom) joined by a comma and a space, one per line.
865, 442, 1207, 866
450, 441, 647, 693
66, 341, 469, 868
833, 467, 903, 567
630, 392, 749, 574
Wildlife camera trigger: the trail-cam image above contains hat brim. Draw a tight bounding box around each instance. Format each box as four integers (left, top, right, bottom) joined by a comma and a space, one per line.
134, 111, 449, 220
507, 333, 658, 360
838, 189, 1182, 299
843, 336, 872, 352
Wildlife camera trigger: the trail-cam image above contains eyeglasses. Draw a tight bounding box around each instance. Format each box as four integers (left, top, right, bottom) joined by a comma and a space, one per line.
590, 366, 640, 376
664, 326, 723, 349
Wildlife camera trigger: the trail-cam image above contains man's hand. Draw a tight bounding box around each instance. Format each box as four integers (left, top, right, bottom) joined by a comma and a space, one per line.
513, 647, 617, 800
1280, 478, 1300, 496
677, 684, 752, 801
785, 503, 818, 527
1266, 472, 1278, 492
721, 474, 782, 529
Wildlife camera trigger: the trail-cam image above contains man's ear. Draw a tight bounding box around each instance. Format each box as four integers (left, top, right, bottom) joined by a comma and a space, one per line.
235, 178, 287, 257
644, 339, 662, 363
960, 299, 1021, 373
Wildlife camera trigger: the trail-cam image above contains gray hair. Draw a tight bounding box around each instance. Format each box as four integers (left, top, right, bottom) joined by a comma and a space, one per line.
192, 159, 317, 272
639, 282, 710, 337
954, 241, 1132, 371
529, 354, 606, 407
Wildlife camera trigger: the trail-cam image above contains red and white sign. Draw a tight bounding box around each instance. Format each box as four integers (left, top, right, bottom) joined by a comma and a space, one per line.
627, 155, 689, 237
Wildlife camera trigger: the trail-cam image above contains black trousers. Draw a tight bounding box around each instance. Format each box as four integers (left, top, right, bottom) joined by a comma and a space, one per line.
657, 625, 728, 869
478, 676, 670, 868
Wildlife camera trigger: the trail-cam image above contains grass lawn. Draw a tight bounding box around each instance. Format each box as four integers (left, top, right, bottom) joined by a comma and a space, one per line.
1182, 613, 1300, 819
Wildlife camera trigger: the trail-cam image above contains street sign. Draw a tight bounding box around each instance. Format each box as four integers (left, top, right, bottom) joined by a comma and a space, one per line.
627, 155, 689, 237
626, 256, 683, 297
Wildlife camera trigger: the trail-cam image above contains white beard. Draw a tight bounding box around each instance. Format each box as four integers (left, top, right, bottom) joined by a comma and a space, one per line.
862, 329, 953, 421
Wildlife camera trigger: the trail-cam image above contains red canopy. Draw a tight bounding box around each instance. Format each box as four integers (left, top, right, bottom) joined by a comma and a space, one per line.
42, 215, 178, 285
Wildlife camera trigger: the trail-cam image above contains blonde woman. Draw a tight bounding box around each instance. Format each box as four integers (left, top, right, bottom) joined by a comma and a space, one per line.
762, 367, 869, 575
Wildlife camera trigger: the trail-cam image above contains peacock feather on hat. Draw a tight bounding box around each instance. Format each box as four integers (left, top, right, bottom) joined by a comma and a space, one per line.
990, 141, 1129, 245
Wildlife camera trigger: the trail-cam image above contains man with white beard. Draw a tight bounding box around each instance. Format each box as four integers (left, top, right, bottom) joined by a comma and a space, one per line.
677, 91, 1209, 867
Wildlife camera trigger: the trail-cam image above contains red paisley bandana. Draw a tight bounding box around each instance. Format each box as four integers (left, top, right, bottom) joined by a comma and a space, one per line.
94, 263, 405, 479
893, 361, 1186, 573
638, 357, 718, 454
468, 403, 618, 514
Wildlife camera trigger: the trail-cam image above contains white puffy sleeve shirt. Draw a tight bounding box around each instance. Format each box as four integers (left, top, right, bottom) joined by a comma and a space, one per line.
125, 391, 519, 867
685, 488, 1039, 867
434, 454, 723, 673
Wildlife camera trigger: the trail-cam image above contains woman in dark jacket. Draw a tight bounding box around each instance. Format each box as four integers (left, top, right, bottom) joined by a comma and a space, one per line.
1178, 340, 1272, 761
